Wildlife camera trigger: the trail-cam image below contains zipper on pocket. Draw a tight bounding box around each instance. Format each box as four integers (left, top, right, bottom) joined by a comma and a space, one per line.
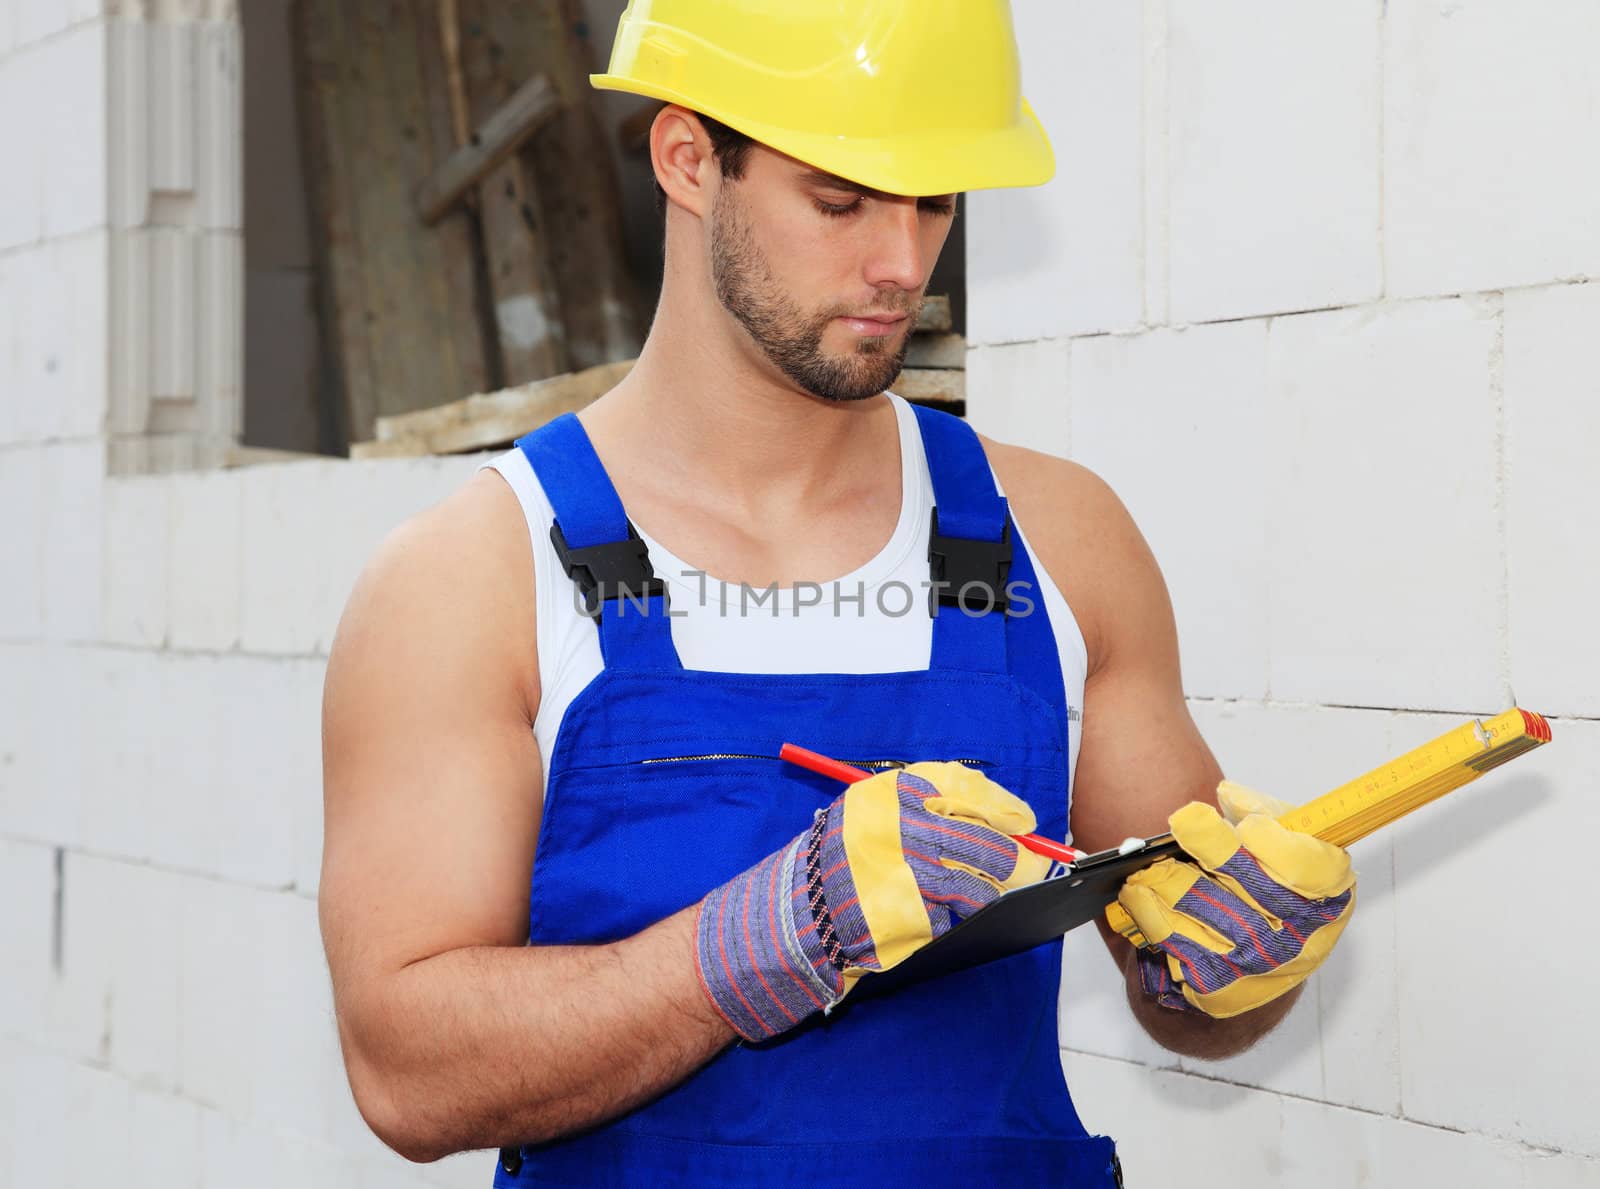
637, 754, 989, 769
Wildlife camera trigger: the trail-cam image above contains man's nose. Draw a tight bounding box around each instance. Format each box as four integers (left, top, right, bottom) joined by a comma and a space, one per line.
862, 200, 926, 292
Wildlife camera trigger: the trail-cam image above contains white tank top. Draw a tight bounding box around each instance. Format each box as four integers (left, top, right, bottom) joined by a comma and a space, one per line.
481, 393, 1089, 827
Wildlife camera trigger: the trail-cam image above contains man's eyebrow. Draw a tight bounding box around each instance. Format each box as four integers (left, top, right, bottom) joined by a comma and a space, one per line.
797, 169, 952, 203
798, 168, 876, 195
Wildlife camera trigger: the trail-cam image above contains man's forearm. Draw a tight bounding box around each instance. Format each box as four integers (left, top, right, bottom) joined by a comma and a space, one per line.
338, 904, 735, 1162
1097, 921, 1300, 1061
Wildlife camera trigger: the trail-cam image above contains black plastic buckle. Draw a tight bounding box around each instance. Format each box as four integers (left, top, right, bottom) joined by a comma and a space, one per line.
927, 507, 1011, 616
498, 1146, 523, 1176
549, 518, 668, 621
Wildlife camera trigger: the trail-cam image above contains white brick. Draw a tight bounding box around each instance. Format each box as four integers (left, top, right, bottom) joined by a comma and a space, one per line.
1166, 1, 1381, 323
1504, 284, 1600, 719
35, 23, 109, 242
167, 469, 241, 650
282, 658, 327, 895
0, 838, 57, 1043
1062, 1049, 1283, 1184
148, 653, 230, 873
200, 1110, 363, 1189
1528, 1152, 1600, 1189
1385, 4, 1600, 298
210, 655, 307, 887
0, 1040, 13, 1185
79, 646, 167, 861
1265, 301, 1501, 711
0, 54, 42, 248
253, 892, 343, 1141
89, 856, 185, 1085
0, 644, 44, 829
0, 253, 16, 433
101, 474, 171, 646
34, 851, 120, 1064
127, 1086, 204, 1189
14, 0, 88, 52
0, 643, 92, 847
8, 1056, 132, 1189
45, 233, 111, 440
1070, 321, 1270, 700
0, 447, 46, 637
1395, 715, 1599, 1156
966, 0, 1142, 344
1285, 1101, 1529, 1189
1067, 1048, 1559, 1189
965, 339, 1070, 459
240, 456, 477, 656
39, 439, 108, 642
179, 876, 264, 1115
238, 462, 331, 654
0, 234, 110, 445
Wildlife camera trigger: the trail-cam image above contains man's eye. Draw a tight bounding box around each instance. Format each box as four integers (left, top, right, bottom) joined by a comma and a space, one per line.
815, 196, 865, 218
919, 197, 957, 217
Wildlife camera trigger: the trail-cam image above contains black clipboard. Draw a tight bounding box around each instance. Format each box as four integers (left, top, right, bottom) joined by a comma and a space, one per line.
853, 833, 1185, 1000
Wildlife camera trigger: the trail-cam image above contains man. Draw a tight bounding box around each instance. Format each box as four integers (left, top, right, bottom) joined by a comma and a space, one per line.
319, 2, 1357, 1184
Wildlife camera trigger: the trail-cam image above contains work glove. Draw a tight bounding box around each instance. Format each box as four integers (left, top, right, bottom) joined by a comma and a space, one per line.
1106, 782, 1357, 1019
694, 761, 1051, 1041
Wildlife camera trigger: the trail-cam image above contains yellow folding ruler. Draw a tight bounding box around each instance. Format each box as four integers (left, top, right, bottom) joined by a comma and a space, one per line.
1276, 707, 1553, 849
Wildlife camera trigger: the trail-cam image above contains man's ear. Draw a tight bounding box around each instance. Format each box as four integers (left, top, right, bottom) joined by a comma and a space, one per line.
651, 106, 715, 217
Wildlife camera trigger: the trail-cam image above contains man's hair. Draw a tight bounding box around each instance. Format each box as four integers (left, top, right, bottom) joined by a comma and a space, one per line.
654, 113, 756, 214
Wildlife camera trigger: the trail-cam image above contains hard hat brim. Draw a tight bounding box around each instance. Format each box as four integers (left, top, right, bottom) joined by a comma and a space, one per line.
593, 74, 1055, 197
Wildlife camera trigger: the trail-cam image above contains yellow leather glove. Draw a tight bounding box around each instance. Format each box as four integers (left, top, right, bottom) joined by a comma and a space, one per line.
1106, 782, 1356, 1019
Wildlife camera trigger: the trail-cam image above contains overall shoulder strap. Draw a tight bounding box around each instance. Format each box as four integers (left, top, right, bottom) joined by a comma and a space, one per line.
910, 404, 1069, 746
515, 414, 681, 670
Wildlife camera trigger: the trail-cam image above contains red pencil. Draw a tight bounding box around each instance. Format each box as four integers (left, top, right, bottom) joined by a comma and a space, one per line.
778, 742, 1085, 864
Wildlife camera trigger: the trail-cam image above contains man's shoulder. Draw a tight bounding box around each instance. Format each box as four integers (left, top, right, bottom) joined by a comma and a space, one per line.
327, 468, 541, 718
980, 434, 1165, 680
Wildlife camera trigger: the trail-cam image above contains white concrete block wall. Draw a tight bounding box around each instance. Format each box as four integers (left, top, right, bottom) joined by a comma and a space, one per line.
1385, 2, 1600, 299
1503, 283, 1600, 720
1165, 1, 1382, 323
966, 0, 1144, 344
963, 2, 1600, 1184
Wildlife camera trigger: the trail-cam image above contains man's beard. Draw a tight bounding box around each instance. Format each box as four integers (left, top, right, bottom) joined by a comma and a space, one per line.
710, 188, 917, 403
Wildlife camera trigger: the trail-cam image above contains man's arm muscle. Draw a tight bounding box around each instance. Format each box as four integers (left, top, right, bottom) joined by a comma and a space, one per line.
320, 473, 732, 1162
990, 442, 1299, 1059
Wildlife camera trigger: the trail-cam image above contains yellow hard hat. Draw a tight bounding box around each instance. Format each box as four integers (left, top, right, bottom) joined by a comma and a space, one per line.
591, 0, 1054, 197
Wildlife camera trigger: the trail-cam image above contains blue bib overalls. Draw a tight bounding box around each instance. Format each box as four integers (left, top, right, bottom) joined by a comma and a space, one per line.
492, 404, 1120, 1187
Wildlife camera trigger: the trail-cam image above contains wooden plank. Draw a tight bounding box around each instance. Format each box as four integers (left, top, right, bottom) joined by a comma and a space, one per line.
479, 0, 643, 369
891, 368, 965, 405
914, 295, 953, 334
294, 0, 376, 446
360, 359, 635, 456
415, 74, 562, 225
905, 333, 966, 370
293, 0, 496, 445
453, 0, 569, 386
